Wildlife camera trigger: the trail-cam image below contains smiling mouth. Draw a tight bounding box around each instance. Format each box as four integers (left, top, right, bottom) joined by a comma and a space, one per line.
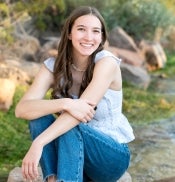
80, 43, 93, 48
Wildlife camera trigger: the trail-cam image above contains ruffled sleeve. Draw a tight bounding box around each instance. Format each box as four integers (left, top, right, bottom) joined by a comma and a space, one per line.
43, 57, 56, 72
95, 50, 121, 65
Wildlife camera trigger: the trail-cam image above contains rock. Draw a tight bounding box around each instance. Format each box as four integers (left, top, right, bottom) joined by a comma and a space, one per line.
108, 26, 139, 52
5, 59, 41, 79
121, 63, 151, 89
129, 116, 175, 181
118, 172, 132, 182
154, 176, 175, 182
139, 40, 167, 70
0, 62, 31, 85
0, 78, 16, 111
107, 46, 145, 67
8, 167, 132, 182
35, 48, 57, 63
7, 167, 43, 182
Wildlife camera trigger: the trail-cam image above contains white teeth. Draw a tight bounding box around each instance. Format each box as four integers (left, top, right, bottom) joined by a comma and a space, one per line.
81, 43, 93, 47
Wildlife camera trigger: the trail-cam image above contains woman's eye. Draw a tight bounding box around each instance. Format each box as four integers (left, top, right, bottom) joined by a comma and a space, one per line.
93, 30, 101, 34
78, 28, 85, 31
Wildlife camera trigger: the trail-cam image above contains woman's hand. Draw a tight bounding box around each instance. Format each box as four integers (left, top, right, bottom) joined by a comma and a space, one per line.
22, 140, 43, 181
64, 98, 96, 122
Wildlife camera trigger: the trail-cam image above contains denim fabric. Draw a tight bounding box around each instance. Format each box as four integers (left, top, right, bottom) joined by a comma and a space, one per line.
29, 115, 130, 182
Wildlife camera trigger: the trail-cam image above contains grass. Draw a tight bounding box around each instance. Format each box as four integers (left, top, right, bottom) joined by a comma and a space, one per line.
123, 83, 175, 124
0, 52, 175, 177
0, 86, 31, 177
123, 51, 175, 124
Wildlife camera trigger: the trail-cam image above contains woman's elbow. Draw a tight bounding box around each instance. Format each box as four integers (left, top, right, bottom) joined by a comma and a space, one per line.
15, 104, 22, 118
15, 103, 26, 119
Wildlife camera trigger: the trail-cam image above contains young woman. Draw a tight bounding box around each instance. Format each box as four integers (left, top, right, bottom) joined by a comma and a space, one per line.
15, 6, 135, 182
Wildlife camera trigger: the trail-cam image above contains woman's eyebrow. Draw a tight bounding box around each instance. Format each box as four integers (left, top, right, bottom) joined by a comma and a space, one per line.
76, 24, 101, 30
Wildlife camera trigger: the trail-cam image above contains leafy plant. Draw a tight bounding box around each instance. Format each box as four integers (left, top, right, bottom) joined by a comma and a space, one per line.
14, 0, 66, 31
123, 83, 175, 124
0, 86, 31, 176
0, 3, 9, 20
101, 0, 175, 41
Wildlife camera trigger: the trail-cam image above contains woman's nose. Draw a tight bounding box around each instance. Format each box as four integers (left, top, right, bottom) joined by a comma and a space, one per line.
84, 30, 93, 40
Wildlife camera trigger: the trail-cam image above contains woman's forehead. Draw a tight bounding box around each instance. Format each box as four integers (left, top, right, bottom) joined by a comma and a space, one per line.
73, 15, 102, 28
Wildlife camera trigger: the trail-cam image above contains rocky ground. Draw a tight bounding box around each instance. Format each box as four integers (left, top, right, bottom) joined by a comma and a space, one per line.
129, 77, 175, 182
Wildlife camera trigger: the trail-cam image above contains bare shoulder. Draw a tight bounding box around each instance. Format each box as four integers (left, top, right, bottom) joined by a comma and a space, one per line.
94, 56, 120, 73
93, 55, 122, 90
32, 64, 53, 85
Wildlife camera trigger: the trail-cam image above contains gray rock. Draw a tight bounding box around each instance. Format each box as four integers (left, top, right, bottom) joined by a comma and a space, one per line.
8, 167, 132, 182
121, 63, 151, 89
7, 167, 43, 182
0, 78, 16, 111
108, 26, 138, 52
118, 171, 132, 182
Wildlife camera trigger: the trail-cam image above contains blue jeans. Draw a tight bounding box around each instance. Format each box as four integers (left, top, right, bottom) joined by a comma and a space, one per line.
29, 115, 130, 182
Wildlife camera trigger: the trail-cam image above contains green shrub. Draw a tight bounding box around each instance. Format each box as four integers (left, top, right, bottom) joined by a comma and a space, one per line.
0, 27, 14, 44
0, 86, 31, 176
123, 83, 175, 124
14, 0, 66, 31
101, 0, 175, 41
0, 3, 9, 20
2, 0, 175, 42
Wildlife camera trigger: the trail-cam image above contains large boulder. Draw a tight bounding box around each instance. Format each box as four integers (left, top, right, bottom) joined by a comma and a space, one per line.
121, 63, 151, 89
139, 40, 167, 70
108, 27, 139, 52
7, 167, 132, 182
0, 62, 31, 85
0, 78, 16, 111
7, 167, 43, 182
106, 46, 145, 67
0, 59, 40, 112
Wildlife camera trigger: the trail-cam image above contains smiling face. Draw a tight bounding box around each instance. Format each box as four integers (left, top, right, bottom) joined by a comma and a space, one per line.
69, 14, 102, 60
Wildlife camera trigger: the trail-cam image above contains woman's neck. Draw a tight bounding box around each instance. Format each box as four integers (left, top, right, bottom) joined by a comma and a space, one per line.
71, 63, 86, 72
72, 55, 89, 72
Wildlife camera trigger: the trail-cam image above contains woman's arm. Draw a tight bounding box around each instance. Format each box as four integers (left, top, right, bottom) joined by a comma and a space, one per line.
15, 64, 60, 119
22, 56, 122, 180
15, 64, 95, 121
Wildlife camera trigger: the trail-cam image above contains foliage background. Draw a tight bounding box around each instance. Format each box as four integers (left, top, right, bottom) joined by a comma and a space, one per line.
1, 0, 175, 43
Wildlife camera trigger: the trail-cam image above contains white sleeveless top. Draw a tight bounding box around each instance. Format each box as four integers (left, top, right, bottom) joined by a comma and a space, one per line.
44, 50, 135, 143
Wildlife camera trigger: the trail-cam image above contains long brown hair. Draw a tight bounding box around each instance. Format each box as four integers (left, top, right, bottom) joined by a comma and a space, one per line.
51, 6, 107, 99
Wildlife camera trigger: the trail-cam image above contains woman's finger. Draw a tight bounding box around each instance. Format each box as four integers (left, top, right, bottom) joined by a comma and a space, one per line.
33, 162, 39, 179
22, 161, 30, 180
85, 100, 96, 107
28, 162, 35, 180
22, 161, 27, 180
